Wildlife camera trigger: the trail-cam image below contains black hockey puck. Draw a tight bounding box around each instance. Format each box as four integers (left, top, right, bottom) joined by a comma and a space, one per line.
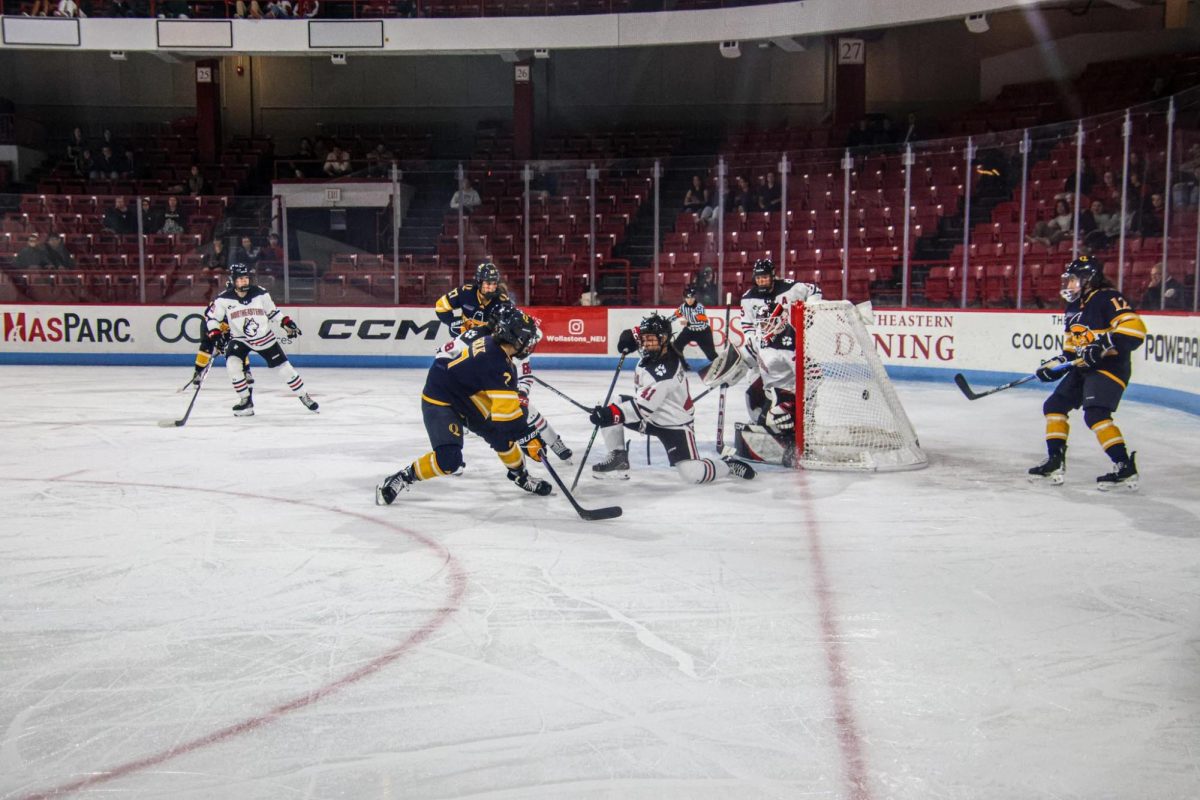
862, 389, 870, 400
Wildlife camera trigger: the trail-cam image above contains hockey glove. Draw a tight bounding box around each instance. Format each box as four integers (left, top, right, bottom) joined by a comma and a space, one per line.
1035, 355, 1071, 382
617, 328, 639, 355
518, 390, 529, 409
1077, 343, 1106, 369
765, 403, 795, 433
589, 403, 624, 427
282, 317, 302, 338
449, 320, 464, 337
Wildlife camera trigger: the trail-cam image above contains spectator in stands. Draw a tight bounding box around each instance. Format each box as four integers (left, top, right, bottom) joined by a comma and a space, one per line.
103, 197, 134, 235
90, 145, 121, 180
235, 0, 263, 17
1171, 143, 1200, 209
160, 196, 187, 234
1140, 264, 1188, 310
292, 0, 318, 17
528, 164, 558, 199
1059, 163, 1096, 199
56, 0, 85, 14
758, 171, 782, 211
450, 178, 481, 214
1093, 170, 1120, 208
201, 238, 230, 271
140, 197, 163, 233
65, 126, 87, 163
100, 128, 119, 151
14, 233, 47, 269
366, 143, 395, 177
235, 235, 262, 266
1134, 192, 1165, 237
29, 0, 52, 15
186, 165, 208, 196
729, 176, 755, 214
120, 147, 139, 179
1080, 199, 1114, 251
323, 145, 351, 177
683, 174, 715, 226
73, 149, 93, 179
1026, 198, 1073, 248
261, 232, 284, 263
264, 0, 292, 16
44, 232, 76, 269
693, 265, 718, 307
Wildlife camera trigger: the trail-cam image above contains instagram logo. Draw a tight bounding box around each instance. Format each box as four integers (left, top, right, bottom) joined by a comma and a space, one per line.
568, 319, 585, 335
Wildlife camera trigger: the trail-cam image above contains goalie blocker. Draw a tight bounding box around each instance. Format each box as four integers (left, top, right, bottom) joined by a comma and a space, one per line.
734, 300, 926, 472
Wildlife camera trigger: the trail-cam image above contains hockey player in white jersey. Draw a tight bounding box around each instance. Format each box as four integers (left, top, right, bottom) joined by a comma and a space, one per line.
436, 300, 573, 463
587, 313, 756, 483
738, 258, 821, 333
731, 301, 802, 466
205, 263, 318, 417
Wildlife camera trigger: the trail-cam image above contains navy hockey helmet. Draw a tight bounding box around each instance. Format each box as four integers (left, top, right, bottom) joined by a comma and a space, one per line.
683, 284, 698, 301
1060, 255, 1103, 303
492, 308, 539, 358
475, 261, 502, 298
752, 258, 775, 288
484, 298, 516, 329
637, 313, 673, 358
228, 262, 253, 292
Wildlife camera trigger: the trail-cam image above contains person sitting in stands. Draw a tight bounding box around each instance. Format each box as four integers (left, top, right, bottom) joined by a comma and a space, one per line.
14, 233, 48, 269
450, 178, 481, 214
44, 232, 76, 269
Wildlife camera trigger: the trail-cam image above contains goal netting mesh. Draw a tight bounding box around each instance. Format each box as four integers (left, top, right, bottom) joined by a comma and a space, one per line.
791, 300, 927, 472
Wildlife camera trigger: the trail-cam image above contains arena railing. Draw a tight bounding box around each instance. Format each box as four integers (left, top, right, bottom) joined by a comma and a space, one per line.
2, 85, 1198, 312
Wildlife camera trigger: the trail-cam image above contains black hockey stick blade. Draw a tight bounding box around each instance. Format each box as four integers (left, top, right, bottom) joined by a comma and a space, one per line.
161, 366, 209, 426
953, 372, 987, 400
542, 456, 622, 521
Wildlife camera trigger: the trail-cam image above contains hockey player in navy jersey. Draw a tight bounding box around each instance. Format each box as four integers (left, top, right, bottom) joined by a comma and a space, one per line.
1028, 256, 1147, 489
376, 307, 551, 505
434, 261, 511, 337
204, 263, 317, 417
588, 313, 756, 484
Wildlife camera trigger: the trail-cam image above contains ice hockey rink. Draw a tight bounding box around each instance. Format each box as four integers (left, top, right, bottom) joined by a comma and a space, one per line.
1, 364, 1198, 800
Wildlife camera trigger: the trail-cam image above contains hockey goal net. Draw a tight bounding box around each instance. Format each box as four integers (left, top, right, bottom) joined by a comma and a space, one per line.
791, 300, 927, 471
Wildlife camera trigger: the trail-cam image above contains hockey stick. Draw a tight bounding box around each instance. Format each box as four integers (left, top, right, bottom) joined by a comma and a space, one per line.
953, 359, 1078, 401
716, 292, 733, 450
570, 352, 627, 491
541, 455, 622, 521
531, 375, 591, 412
159, 363, 211, 427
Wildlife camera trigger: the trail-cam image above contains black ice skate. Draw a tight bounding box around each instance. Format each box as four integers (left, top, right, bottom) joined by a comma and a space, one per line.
722, 455, 757, 480
591, 448, 630, 480
232, 394, 254, 417
376, 466, 415, 506
299, 393, 319, 413
1027, 448, 1066, 485
1097, 452, 1138, 492
550, 437, 573, 463
508, 467, 552, 496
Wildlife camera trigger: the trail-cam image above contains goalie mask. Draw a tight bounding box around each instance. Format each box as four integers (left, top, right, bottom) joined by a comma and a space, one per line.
755, 302, 787, 339
637, 313, 673, 359
1060, 255, 1103, 303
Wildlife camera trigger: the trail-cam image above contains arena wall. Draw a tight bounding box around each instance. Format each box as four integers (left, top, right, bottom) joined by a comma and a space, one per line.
2, 303, 1196, 414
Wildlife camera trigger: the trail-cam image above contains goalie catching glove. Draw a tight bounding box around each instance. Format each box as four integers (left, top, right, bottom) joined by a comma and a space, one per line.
282, 317, 302, 338
589, 403, 624, 427
1035, 354, 1072, 382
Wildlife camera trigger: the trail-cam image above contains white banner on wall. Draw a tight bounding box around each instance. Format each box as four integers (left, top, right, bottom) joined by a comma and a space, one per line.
2, 304, 1197, 413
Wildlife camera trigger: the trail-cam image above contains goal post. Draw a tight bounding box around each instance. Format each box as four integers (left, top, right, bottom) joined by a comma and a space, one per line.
792, 299, 927, 471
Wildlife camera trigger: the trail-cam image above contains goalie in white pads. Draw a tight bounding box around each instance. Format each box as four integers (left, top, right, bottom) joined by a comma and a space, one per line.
587, 313, 756, 484
205, 263, 318, 417
738, 258, 821, 333
729, 302, 803, 466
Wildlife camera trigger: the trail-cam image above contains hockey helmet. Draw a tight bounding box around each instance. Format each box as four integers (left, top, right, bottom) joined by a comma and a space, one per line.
637, 313, 673, 358
1060, 255, 1103, 303
228, 262, 253, 293
483, 298, 516, 329
475, 261, 502, 298
492, 308, 539, 358
755, 302, 787, 339
752, 258, 775, 288
683, 284, 698, 301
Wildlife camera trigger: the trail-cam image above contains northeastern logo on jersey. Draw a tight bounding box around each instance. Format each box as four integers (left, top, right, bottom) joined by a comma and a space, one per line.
3, 311, 131, 344
244, 318, 261, 338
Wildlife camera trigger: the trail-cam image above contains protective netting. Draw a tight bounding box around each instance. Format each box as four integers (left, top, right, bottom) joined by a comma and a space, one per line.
792, 300, 927, 471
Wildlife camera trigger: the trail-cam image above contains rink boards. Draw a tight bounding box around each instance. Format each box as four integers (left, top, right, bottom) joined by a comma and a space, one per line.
1, 303, 1197, 414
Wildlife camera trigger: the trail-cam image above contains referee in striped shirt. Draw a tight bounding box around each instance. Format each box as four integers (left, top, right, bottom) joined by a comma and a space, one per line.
672, 284, 719, 365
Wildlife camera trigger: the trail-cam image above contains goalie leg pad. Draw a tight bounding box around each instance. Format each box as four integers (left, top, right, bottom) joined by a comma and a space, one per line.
734, 423, 794, 466
700, 342, 749, 387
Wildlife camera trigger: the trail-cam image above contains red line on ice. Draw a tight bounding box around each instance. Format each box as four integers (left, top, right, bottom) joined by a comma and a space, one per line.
7, 477, 468, 800
795, 474, 874, 800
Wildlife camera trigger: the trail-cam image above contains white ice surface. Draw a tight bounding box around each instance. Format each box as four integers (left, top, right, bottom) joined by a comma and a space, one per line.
1, 365, 1198, 800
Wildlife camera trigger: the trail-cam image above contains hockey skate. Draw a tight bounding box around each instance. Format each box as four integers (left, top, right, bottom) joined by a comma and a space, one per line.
1027, 448, 1066, 485
299, 393, 320, 413
508, 467, 552, 496
1097, 452, 1138, 492
591, 448, 630, 480
721, 455, 757, 480
550, 437, 574, 463
232, 393, 254, 417
376, 466, 415, 506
